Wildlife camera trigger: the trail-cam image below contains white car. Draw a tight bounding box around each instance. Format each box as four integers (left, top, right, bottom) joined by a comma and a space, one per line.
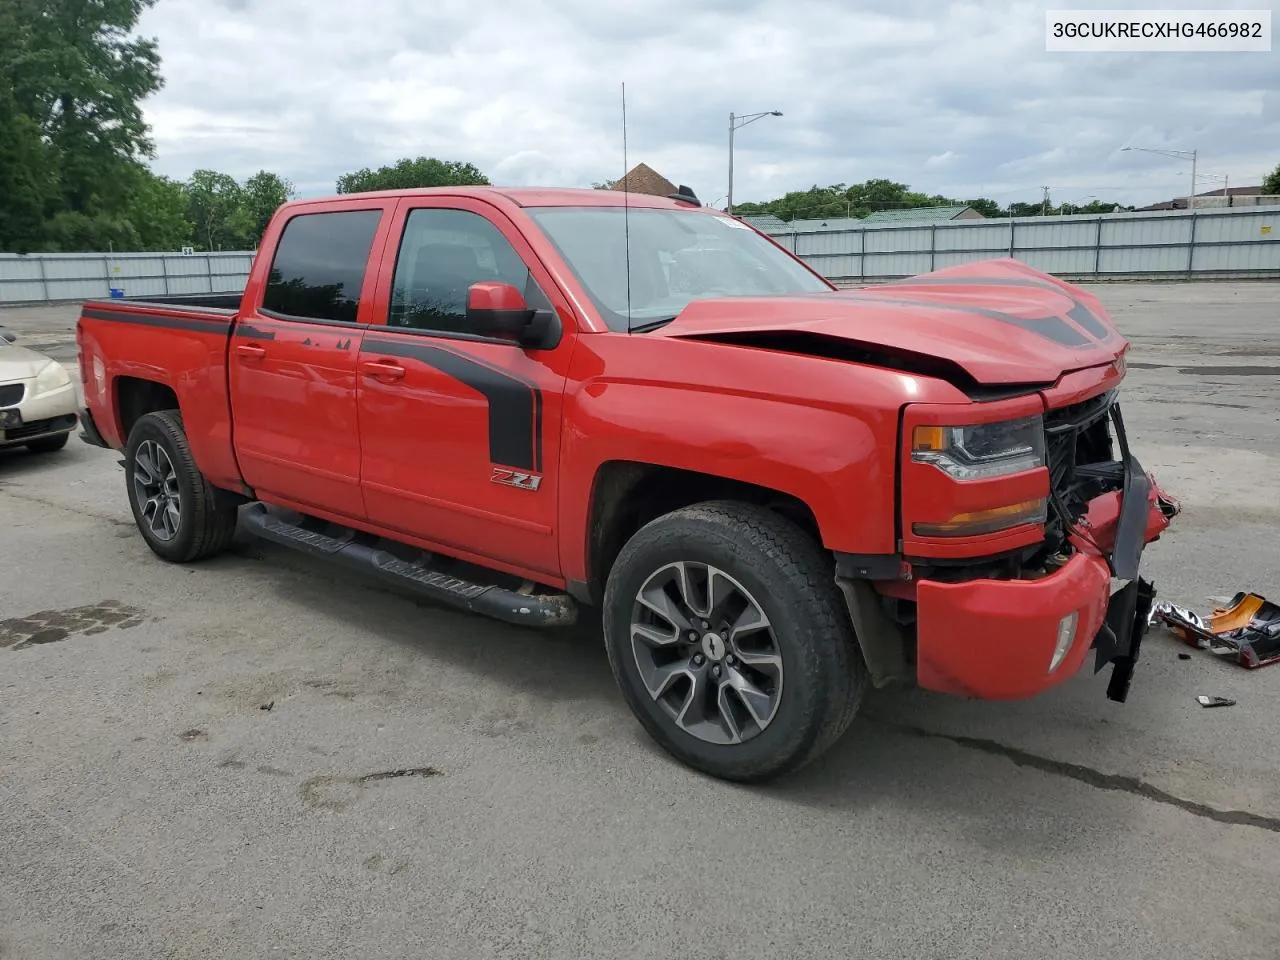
0, 327, 79, 454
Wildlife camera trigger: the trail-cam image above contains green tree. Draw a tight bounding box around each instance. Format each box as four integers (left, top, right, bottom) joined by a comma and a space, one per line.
243, 170, 295, 241
336, 156, 490, 194
187, 169, 254, 251
964, 198, 1005, 218
0, 0, 165, 251
44, 210, 140, 251
123, 167, 193, 250
1263, 163, 1280, 196
0, 91, 53, 252
18, 0, 163, 215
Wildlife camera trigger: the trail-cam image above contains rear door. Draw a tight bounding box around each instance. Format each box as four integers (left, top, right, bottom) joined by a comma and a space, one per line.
229, 201, 395, 519
355, 197, 578, 580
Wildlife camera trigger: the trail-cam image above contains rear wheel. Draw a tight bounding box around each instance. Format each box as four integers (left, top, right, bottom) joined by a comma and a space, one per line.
26, 432, 69, 453
603, 500, 866, 782
124, 410, 240, 562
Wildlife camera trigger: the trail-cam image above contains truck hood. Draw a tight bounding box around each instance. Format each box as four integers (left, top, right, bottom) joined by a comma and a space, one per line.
658, 259, 1126, 386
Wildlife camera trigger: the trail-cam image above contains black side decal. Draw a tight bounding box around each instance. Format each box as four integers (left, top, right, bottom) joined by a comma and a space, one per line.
365, 338, 542, 473
81, 307, 232, 334
236, 323, 277, 341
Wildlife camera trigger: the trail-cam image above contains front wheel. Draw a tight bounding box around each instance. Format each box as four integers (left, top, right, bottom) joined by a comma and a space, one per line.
124, 410, 240, 563
603, 501, 866, 783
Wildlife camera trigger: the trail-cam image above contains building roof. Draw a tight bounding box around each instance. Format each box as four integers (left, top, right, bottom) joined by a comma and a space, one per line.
597, 163, 679, 198
1136, 185, 1265, 211
738, 213, 791, 233
861, 204, 976, 223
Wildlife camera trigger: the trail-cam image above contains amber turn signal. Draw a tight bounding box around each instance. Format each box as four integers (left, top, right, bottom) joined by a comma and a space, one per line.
912, 498, 1048, 537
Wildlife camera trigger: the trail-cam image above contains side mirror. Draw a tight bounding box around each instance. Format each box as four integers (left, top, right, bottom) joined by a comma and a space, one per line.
0, 328, 15, 344
465, 281, 556, 348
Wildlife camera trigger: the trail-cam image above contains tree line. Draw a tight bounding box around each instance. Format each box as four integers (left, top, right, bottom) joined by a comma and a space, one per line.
5, 2, 1275, 254
730, 179, 1133, 222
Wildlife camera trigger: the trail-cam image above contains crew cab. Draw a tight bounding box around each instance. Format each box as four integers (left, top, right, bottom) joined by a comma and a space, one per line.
75, 186, 1179, 782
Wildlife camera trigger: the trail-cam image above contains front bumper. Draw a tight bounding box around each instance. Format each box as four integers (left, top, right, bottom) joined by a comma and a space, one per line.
913, 405, 1180, 701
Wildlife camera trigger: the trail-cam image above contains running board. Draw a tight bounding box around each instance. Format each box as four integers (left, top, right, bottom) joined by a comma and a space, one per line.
240, 504, 577, 628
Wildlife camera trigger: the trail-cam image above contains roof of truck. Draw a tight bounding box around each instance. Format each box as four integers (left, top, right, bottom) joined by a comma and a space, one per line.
293, 185, 705, 210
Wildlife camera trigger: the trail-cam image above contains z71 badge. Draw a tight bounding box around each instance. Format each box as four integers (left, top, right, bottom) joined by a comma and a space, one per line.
491, 467, 542, 491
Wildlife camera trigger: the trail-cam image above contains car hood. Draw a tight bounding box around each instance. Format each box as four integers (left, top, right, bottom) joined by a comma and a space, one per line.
657, 259, 1126, 385
0, 344, 56, 383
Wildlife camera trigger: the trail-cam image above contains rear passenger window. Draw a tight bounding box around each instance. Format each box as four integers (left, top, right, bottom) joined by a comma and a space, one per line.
262, 210, 382, 323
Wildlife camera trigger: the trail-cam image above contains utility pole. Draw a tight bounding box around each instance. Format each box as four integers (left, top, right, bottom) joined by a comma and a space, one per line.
1041, 186, 1051, 216
728, 112, 735, 215
726, 109, 783, 216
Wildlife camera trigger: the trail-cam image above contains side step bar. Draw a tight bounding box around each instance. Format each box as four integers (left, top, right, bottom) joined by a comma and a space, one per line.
240, 504, 577, 628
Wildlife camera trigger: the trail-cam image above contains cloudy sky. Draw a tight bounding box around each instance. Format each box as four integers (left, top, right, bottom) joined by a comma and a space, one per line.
136, 0, 1279, 208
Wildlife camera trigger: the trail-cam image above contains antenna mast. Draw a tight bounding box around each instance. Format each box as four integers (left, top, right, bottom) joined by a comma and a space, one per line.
622, 81, 632, 332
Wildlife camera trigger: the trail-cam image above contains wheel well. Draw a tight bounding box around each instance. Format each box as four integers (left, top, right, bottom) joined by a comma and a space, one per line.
115, 377, 179, 442
584, 461, 822, 606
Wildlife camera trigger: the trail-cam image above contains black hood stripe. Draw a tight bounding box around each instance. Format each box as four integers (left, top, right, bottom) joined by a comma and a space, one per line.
364, 337, 543, 473
822, 291, 1092, 347
880, 275, 1116, 342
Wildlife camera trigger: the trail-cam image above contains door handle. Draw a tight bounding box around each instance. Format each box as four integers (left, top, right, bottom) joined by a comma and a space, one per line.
360, 360, 405, 381
236, 343, 266, 360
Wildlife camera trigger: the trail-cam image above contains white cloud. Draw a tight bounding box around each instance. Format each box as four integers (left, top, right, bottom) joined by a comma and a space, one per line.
135, 0, 1280, 206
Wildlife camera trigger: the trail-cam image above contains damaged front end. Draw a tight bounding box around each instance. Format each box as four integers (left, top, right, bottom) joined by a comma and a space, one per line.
841, 384, 1180, 703
1044, 393, 1181, 701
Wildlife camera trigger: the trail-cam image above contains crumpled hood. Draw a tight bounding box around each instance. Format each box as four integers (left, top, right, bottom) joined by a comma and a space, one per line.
0, 344, 57, 384
658, 258, 1127, 385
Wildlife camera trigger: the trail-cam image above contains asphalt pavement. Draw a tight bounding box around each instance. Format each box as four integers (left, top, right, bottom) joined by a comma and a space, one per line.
2, 282, 1279, 959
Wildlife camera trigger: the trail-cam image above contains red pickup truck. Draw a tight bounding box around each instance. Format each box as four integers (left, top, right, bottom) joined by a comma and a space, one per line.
76, 185, 1179, 781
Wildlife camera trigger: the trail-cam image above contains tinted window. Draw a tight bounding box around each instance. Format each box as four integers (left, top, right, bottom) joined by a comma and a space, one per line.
262, 209, 382, 323
526, 206, 831, 332
388, 208, 543, 334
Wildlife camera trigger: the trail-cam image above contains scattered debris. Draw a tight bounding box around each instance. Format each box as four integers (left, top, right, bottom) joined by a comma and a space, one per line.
1151, 592, 1280, 669
178, 728, 206, 741
259, 701, 274, 712
1178, 653, 1192, 661
1196, 695, 1236, 709
359, 767, 440, 784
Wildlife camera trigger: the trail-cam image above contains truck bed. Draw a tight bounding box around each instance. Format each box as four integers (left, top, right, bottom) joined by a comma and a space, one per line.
100, 292, 242, 313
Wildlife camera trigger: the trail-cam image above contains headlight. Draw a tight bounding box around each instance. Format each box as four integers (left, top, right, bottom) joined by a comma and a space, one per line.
911, 414, 1046, 480
33, 360, 72, 396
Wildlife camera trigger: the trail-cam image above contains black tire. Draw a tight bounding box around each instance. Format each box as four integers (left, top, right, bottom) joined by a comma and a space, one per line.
124, 410, 240, 563
603, 500, 867, 783
26, 432, 70, 453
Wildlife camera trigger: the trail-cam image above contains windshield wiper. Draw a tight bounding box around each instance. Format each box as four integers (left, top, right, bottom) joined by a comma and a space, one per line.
629, 316, 678, 334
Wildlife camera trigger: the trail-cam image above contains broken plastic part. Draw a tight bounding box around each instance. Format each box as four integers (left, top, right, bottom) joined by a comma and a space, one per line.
1196, 695, 1236, 708
1151, 592, 1280, 669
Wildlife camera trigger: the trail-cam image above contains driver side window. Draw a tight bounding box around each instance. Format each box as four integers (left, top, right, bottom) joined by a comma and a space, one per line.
388, 208, 540, 335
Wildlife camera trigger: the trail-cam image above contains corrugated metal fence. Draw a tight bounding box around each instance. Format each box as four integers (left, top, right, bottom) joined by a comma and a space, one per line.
2, 206, 1277, 305
765, 206, 1279, 283
0, 251, 256, 305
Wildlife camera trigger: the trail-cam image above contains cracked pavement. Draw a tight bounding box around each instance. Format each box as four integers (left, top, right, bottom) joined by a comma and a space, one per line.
2, 283, 1279, 959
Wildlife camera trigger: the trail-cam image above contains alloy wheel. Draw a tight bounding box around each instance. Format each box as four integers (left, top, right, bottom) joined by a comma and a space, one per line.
629, 561, 784, 745
132, 439, 182, 542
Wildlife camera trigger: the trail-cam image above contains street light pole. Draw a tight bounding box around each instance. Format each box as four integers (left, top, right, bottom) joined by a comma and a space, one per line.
727, 109, 782, 216
1121, 145, 1198, 208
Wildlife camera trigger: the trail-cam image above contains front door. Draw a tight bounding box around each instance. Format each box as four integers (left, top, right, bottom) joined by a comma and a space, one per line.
355, 199, 577, 580
229, 204, 391, 519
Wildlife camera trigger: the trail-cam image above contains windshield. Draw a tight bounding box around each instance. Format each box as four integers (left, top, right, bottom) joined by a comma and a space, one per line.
525, 206, 832, 332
